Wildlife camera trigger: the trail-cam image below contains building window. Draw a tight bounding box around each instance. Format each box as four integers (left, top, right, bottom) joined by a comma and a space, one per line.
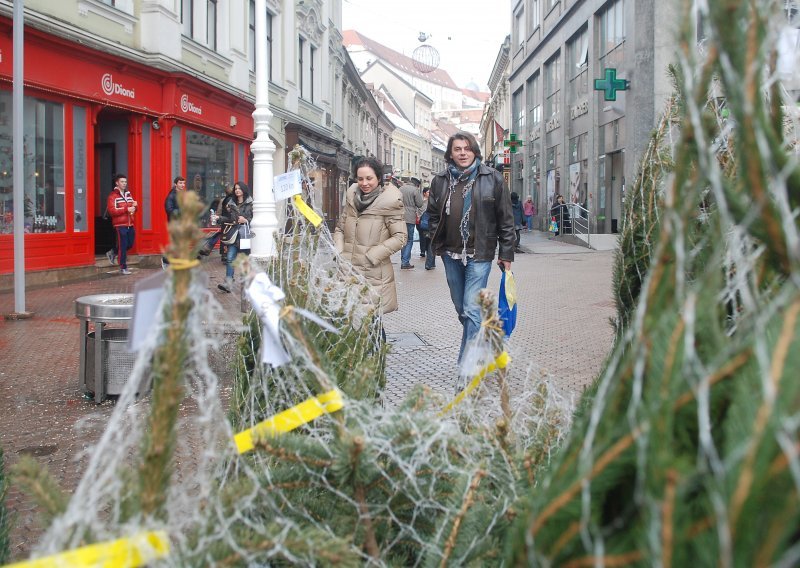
512, 88, 525, 134
527, 73, 541, 135
182, 0, 193, 37
529, 0, 541, 31
299, 37, 305, 99
400, 149, 404, 171
599, 0, 626, 60
249, 3, 273, 80
207, 0, 217, 50
544, 53, 561, 121
567, 26, 589, 103
0, 93, 65, 234
514, 7, 526, 48
310, 45, 316, 102
185, 130, 234, 228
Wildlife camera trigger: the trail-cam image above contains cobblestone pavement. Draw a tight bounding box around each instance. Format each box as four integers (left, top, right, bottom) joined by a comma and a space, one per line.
0, 230, 616, 560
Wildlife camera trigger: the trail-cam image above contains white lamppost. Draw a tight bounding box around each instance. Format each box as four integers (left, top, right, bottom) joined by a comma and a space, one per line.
249, 0, 278, 257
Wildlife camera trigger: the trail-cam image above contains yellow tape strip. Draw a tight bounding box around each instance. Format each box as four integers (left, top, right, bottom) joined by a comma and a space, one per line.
292, 194, 323, 227
235, 389, 344, 454
439, 351, 511, 416
166, 258, 200, 271
5, 531, 169, 568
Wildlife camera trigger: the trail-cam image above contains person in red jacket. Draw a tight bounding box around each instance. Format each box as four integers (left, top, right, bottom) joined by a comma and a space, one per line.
106, 174, 137, 275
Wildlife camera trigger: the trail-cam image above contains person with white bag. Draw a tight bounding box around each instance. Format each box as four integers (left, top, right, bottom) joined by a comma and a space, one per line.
217, 183, 253, 293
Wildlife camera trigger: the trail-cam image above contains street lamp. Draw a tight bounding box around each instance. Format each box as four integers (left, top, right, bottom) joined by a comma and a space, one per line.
249, 0, 278, 258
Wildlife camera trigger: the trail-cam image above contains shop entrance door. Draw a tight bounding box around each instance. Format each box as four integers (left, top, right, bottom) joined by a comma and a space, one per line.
94, 143, 115, 255
608, 150, 624, 234
94, 112, 129, 255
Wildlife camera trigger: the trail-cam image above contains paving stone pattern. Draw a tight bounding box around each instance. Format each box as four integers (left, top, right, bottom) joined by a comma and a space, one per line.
0, 230, 615, 560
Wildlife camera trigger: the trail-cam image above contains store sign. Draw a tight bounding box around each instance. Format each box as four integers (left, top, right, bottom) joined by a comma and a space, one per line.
570, 99, 588, 120
545, 115, 561, 133
101, 73, 135, 99
180, 94, 203, 116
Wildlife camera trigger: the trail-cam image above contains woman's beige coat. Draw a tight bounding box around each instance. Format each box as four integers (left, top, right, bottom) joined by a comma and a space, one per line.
334, 183, 406, 313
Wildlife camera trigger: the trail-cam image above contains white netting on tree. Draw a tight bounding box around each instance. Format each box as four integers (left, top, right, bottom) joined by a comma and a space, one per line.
10, 1, 799, 564
19, 146, 571, 567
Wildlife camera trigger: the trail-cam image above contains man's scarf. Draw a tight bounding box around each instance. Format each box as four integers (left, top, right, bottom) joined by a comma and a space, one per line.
446, 158, 481, 263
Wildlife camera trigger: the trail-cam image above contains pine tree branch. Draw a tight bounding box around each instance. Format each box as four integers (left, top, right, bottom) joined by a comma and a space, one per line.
439, 469, 486, 568
10, 456, 68, 526
349, 436, 380, 560
530, 427, 643, 537
729, 299, 800, 531
561, 551, 644, 568
138, 191, 203, 519
661, 469, 679, 568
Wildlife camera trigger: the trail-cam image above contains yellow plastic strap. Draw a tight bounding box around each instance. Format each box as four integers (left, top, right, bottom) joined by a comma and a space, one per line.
166, 258, 200, 271
292, 194, 323, 227
439, 351, 511, 416
235, 389, 344, 454
5, 531, 169, 568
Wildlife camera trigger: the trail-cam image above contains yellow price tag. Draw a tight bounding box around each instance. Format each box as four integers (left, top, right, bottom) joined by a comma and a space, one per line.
4, 531, 169, 568
234, 389, 344, 454
439, 351, 511, 416
292, 194, 323, 227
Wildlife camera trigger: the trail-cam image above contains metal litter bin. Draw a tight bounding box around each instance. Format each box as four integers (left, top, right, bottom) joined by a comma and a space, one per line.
75, 294, 135, 403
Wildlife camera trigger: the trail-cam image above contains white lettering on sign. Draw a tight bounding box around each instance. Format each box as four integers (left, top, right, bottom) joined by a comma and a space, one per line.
545, 115, 561, 133
101, 73, 135, 99
180, 94, 203, 115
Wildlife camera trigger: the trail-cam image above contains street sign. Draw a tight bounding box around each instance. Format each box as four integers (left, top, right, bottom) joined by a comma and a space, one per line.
594, 68, 629, 101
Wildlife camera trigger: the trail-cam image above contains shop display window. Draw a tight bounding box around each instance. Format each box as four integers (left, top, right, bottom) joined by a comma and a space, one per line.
0, 91, 65, 234
186, 129, 234, 227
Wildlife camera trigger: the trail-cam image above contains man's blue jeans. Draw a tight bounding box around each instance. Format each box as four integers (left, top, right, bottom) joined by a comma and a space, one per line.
441, 255, 493, 363
401, 223, 415, 266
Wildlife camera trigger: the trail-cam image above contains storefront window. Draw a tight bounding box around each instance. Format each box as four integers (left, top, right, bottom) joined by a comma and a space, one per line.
186, 129, 233, 227
0, 91, 65, 234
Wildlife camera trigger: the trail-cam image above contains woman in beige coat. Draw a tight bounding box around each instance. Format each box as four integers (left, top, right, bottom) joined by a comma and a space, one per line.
334, 157, 406, 314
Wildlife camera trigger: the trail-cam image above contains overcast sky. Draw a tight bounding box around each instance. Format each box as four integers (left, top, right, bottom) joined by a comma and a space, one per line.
342, 0, 512, 91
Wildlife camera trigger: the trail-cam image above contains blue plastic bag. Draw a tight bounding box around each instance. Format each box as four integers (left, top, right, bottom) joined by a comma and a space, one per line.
498, 270, 517, 337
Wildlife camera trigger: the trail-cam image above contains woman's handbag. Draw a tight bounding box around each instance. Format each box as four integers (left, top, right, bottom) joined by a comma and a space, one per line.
221, 222, 238, 245
238, 223, 252, 251
548, 216, 559, 233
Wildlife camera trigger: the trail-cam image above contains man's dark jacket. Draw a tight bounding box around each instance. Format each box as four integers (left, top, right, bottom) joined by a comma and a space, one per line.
427, 162, 515, 262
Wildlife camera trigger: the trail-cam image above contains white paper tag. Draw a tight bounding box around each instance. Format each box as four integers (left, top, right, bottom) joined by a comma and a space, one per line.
127, 271, 167, 352
273, 169, 302, 201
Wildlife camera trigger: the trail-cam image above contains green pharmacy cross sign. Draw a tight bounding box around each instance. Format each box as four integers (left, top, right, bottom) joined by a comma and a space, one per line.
594, 68, 629, 101
504, 133, 524, 154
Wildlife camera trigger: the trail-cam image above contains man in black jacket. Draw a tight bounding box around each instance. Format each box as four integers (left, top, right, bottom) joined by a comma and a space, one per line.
161, 175, 186, 269
427, 132, 515, 370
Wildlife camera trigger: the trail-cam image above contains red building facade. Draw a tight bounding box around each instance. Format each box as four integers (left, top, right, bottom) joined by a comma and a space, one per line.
0, 19, 254, 275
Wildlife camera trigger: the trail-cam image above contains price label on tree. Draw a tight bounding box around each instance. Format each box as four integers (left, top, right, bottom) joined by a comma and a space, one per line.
273, 169, 302, 201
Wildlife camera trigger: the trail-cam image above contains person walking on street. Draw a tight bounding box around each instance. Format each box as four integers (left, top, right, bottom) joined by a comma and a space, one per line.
201, 182, 238, 259
511, 192, 525, 253
523, 196, 535, 232
419, 187, 436, 270
162, 175, 186, 269
427, 132, 515, 369
550, 194, 571, 236
399, 177, 423, 269
217, 183, 253, 293
334, 157, 406, 318
106, 174, 137, 275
